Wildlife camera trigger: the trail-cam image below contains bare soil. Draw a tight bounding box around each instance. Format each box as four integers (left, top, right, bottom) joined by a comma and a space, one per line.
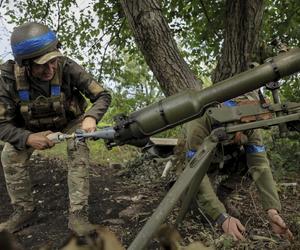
0, 153, 299, 249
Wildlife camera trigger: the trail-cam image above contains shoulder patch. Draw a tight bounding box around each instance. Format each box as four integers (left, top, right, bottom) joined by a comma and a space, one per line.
88, 80, 104, 96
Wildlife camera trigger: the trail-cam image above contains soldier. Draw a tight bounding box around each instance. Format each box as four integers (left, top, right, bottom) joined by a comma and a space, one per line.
185, 92, 293, 241
0, 22, 111, 236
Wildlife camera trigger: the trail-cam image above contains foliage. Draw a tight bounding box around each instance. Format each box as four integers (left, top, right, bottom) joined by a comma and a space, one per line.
1, 0, 299, 111
102, 52, 163, 124
280, 76, 300, 103
263, 130, 300, 172
39, 140, 140, 165
1, 0, 300, 165
1, 0, 299, 74
263, 0, 300, 106
263, 0, 300, 47
163, 0, 225, 78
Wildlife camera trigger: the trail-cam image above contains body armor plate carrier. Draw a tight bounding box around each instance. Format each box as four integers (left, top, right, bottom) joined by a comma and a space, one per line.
14, 64, 68, 131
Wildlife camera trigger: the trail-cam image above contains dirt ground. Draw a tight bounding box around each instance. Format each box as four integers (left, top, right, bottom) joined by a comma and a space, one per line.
0, 153, 299, 250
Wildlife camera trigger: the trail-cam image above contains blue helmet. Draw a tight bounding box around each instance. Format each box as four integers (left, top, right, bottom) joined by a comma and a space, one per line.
11, 22, 59, 66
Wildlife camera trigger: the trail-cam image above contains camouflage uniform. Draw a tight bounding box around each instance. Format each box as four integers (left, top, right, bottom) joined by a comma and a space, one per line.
185, 93, 281, 222
0, 57, 111, 229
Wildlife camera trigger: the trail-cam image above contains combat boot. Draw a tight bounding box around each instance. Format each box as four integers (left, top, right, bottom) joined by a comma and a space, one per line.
0, 205, 36, 233
68, 206, 97, 236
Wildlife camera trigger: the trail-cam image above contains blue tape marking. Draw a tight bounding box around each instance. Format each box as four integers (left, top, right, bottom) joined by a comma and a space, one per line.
245, 144, 266, 153
223, 100, 237, 107
18, 90, 30, 101
186, 149, 197, 159
12, 31, 57, 56
51, 85, 60, 96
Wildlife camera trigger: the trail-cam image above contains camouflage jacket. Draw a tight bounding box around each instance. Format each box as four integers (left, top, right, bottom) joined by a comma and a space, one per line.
0, 57, 111, 150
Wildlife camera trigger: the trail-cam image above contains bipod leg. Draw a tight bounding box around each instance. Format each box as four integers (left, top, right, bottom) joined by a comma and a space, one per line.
175, 146, 214, 225
128, 132, 220, 250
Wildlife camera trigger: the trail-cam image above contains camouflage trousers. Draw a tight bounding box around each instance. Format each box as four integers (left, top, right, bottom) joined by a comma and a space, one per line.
1, 126, 90, 213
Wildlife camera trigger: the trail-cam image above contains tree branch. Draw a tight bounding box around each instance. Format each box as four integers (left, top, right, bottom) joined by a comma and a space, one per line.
98, 19, 125, 82
56, 0, 61, 32
41, 0, 50, 20
89, 16, 122, 51
199, 0, 220, 39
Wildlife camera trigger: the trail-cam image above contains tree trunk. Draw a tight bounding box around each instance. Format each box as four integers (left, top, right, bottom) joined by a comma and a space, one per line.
212, 0, 264, 83
120, 0, 202, 96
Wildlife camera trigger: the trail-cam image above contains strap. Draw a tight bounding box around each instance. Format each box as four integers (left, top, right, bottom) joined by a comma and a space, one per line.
15, 62, 63, 101
258, 89, 268, 107
50, 60, 62, 97
14, 65, 30, 102
14, 64, 28, 90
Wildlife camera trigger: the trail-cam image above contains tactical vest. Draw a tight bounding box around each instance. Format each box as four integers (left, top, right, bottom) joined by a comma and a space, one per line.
14, 64, 68, 131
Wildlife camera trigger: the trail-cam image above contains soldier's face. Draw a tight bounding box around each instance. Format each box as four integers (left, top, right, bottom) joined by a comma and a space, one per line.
31, 58, 58, 81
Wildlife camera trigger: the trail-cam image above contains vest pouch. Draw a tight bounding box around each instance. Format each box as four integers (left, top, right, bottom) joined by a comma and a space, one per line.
30, 96, 61, 118
22, 95, 67, 130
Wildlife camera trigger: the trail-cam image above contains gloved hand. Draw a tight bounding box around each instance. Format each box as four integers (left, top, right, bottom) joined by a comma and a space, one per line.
26, 130, 55, 150
267, 209, 293, 240
222, 216, 246, 241
81, 116, 96, 132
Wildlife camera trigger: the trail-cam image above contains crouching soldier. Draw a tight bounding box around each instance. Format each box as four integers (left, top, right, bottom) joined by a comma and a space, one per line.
185, 92, 293, 241
0, 22, 111, 235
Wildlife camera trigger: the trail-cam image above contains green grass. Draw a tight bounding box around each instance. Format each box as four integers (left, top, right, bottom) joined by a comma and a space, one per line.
38, 140, 140, 166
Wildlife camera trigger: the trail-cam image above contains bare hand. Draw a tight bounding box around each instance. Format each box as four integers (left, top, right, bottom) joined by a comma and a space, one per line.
267, 209, 293, 241
81, 116, 97, 132
222, 216, 246, 241
26, 130, 55, 150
